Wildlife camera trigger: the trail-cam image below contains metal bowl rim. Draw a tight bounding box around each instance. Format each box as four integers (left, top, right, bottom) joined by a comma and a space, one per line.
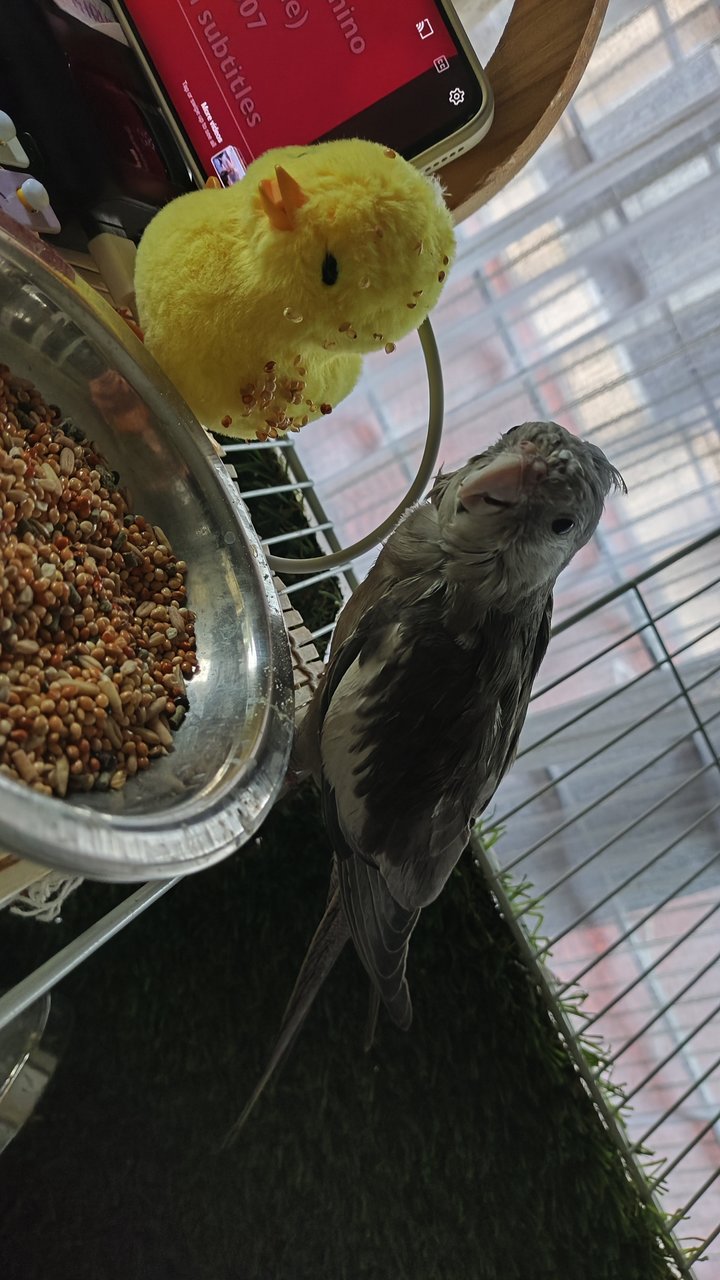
0, 226, 294, 880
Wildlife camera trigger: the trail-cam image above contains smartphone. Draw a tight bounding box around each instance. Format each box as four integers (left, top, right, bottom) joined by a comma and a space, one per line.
109, 0, 493, 188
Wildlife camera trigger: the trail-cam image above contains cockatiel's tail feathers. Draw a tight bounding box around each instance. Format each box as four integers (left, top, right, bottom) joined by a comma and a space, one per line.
364, 987, 382, 1053
336, 853, 420, 1031
258, 165, 308, 231
224, 879, 350, 1145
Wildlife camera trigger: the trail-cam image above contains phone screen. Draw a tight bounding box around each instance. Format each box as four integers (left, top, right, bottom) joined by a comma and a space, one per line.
119, 0, 487, 184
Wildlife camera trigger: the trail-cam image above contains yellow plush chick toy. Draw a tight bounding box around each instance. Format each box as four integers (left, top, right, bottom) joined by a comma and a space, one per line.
134, 138, 456, 441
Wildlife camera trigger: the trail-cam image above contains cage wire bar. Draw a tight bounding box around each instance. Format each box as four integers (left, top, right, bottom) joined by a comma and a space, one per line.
2, 456, 720, 1276
472, 837, 697, 1279
479, 524, 720, 1276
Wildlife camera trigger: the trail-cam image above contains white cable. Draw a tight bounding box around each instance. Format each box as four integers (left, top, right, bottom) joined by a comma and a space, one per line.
266, 317, 444, 575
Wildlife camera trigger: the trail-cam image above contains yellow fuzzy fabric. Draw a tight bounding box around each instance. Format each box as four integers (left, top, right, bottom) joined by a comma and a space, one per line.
134, 139, 456, 441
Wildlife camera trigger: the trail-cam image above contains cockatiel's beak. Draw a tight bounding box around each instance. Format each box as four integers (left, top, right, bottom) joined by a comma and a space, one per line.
458, 441, 548, 510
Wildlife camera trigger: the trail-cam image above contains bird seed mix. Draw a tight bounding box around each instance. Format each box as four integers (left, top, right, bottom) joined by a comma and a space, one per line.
0, 363, 197, 798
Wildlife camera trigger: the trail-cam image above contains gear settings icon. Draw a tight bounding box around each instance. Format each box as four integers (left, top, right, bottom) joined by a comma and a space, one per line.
448, 87, 465, 106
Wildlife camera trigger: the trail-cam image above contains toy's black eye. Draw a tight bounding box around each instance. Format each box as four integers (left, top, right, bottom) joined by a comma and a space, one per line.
552, 517, 575, 535
322, 253, 339, 286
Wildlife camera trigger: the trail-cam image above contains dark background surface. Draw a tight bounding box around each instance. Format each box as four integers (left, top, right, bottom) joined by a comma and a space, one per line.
0, 784, 678, 1280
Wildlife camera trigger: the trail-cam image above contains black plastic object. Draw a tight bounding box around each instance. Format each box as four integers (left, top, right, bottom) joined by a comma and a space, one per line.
0, 0, 193, 240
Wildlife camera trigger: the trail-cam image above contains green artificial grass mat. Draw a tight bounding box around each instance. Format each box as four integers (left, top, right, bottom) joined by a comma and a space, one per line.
1, 786, 682, 1280
0, 449, 684, 1280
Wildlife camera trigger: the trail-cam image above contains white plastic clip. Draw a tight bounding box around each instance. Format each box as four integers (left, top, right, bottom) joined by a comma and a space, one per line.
0, 111, 30, 169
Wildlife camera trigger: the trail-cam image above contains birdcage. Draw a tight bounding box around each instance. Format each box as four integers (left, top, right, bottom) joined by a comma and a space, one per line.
2, 0, 720, 1272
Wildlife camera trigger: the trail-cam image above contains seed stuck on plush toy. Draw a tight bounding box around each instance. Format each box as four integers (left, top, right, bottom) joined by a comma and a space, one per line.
133, 138, 456, 442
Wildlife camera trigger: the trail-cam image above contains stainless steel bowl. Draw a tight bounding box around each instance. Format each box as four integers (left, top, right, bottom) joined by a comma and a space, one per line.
0, 224, 294, 880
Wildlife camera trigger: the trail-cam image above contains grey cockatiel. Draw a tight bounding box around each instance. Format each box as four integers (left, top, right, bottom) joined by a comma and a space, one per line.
227, 420, 624, 1140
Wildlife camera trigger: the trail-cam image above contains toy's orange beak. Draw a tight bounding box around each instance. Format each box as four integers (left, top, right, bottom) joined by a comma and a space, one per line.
258, 165, 307, 231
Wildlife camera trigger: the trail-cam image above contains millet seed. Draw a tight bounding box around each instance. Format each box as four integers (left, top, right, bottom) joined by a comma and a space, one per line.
0, 364, 198, 799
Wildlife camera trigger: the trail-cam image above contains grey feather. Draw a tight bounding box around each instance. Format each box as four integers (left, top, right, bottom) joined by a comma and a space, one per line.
336, 853, 420, 1030
228, 420, 624, 1139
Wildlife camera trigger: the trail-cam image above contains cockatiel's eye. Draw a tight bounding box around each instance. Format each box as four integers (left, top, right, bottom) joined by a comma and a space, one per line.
551, 517, 575, 534
322, 252, 339, 286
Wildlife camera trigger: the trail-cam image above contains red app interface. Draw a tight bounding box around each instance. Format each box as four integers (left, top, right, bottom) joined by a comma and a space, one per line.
122, 0, 467, 182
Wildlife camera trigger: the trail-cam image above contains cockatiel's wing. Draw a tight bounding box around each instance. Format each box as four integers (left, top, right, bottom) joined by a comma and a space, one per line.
320, 592, 552, 900
315, 584, 552, 1026
336, 857, 420, 1032
311, 610, 419, 1029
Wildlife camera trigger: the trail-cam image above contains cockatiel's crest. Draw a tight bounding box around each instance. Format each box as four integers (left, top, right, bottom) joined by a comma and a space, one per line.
134, 139, 456, 441
226, 421, 625, 1142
